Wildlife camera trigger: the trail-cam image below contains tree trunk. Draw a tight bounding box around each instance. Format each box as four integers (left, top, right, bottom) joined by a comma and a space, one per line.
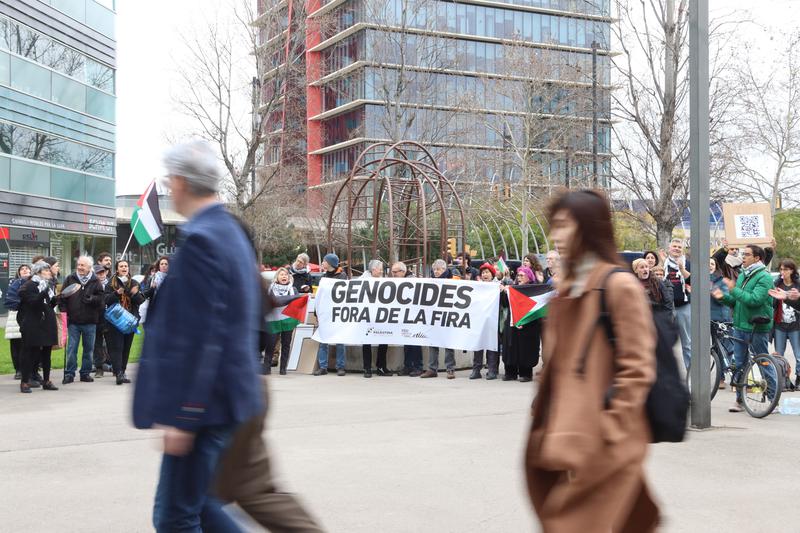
656, 222, 675, 250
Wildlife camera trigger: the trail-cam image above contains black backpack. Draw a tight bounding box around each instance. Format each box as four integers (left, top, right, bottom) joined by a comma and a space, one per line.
583, 268, 689, 443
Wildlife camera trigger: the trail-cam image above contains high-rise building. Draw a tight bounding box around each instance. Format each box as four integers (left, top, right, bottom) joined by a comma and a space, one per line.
258, 0, 612, 201
0, 0, 116, 291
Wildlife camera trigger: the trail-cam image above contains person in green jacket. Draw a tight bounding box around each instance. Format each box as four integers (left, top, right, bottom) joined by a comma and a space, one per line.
712, 244, 776, 412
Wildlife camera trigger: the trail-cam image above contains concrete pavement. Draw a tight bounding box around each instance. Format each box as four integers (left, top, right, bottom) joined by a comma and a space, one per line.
0, 366, 798, 532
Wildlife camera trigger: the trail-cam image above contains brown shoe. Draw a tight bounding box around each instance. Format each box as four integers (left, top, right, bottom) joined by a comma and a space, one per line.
420, 370, 438, 378
446, 370, 455, 379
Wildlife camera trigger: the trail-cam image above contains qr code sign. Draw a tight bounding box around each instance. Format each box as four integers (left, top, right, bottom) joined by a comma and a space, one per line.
734, 214, 766, 239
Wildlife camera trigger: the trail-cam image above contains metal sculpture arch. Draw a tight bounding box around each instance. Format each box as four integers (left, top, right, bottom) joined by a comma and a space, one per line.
326, 141, 467, 277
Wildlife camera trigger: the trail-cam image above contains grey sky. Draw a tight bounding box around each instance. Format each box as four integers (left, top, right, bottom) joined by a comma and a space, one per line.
113, 0, 800, 196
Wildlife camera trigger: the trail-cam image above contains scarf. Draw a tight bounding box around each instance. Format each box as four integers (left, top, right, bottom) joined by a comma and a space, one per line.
78, 272, 94, 286
32, 274, 55, 299
270, 281, 296, 297
568, 254, 598, 298
665, 256, 688, 303
290, 265, 309, 276
743, 261, 765, 277
111, 275, 133, 311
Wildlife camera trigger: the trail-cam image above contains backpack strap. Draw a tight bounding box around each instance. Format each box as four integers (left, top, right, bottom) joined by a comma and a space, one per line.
575, 267, 628, 376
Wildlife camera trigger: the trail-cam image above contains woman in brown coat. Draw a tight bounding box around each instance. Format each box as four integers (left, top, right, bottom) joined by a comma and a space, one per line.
526, 190, 660, 533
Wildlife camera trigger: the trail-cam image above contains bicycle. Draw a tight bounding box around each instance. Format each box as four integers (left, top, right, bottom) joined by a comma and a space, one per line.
724, 317, 783, 418
686, 321, 732, 402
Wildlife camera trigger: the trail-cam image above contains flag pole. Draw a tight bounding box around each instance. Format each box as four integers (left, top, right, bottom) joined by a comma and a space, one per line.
121, 215, 141, 260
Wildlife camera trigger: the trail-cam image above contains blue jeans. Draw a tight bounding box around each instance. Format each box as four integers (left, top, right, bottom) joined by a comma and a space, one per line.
65, 323, 96, 377
153, 424, 240, 533
773, 329, 800, 376
732, 328, 775, 402
674, 305, 692, 369
317, 344, 345, 370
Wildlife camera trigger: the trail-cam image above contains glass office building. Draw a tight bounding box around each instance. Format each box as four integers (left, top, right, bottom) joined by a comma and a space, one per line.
0, 0, 116, 289
299, 0, 612, 191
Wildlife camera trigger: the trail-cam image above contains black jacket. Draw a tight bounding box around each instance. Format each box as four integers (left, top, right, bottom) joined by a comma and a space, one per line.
323, 267, 348, 280
18, 279, 58, 347
105, 276, 146, 319
59, 273, 105, 325
289, 265, 312, 292
773, 279, 800, 332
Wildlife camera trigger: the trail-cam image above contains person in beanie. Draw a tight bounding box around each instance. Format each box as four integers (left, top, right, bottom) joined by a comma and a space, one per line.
93, 264, 112, 377
471, 263, 501, 380
60, 255, 105, 384
17, 261, 59, 393
133, 139, 264, 531
314, 253, 348, 376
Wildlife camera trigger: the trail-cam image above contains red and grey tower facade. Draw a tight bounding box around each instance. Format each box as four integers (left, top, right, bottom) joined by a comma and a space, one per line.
257, 0, 613, 202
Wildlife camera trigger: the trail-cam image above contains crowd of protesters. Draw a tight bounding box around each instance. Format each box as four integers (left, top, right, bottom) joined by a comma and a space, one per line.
4, 253, 168, 393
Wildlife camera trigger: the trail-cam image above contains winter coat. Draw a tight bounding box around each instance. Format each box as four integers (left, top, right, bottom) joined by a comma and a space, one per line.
719, 265, 774, 333
3, 277, 26, 311
133, 203, 264, 432
289, 265, 312, 292
323, 267, 348, 280
59, 273, 105, 325
17, 279, 59, 347
710, 273, 732, 323
772, 279, 800, 332
105, 275, 146, 319
526, 262, 658, 533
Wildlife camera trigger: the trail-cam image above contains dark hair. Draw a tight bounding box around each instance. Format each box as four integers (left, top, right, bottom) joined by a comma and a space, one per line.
746, 244, 765, 262
115, 260, 129, 273
97, 252, 112, 262
31, 255, 45, 264
547, 189, 621, 278
524, 253, 543, 272
779, 259, 799, 283
643, 250, 659, 266
16, 264, 30, 277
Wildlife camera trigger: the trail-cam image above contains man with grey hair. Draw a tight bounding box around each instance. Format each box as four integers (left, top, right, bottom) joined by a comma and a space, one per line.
60, 255, 104, 384
361, 259, 392, 377
422, 259, 457, 379
134, 140, 266, 531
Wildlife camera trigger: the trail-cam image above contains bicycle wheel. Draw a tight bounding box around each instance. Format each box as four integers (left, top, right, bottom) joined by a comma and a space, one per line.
740, 355, 783, 418
687, 348, 722, 401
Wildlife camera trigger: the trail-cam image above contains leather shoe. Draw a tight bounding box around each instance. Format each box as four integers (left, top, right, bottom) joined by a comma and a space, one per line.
420, 370, 437, 378
20, 383, 32, 394
120, 373, 131, 384
62, 375, 74, 385
312, 368, 328, 376
364, 369, 372, 378
42, 381, 59, 391
337, 368, 346, 376
116, 374, 124, 385
518, 376, 532, 383
80, 375, 94, 383
486, 372, 498, 380
279, 369, 287, 375
408, 370, 422, 377
28, 380, 41, 388
446, 370, 455, 379
502, 374, 517, 381
376, 367, 393, 376
469, 369, 482, 379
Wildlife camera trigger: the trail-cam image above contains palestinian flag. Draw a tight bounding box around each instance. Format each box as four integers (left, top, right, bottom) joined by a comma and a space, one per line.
266, 294, 309, 333
508, 283, 556, 327
496, 256, 508, 275
131, 180, 163, 246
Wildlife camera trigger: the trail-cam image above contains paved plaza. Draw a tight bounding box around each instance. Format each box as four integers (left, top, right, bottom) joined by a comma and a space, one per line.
1, 365, 798, 532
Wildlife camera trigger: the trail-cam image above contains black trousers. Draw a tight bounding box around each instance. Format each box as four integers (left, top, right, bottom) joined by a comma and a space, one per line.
403, 345, 423, 371
94, 325, 111, 370
503, 364, 532, 379
362, 344, 388, 371
264, 331, 292, 373
9, 338, 22, 372
22, 344, 52, 384
107, 328, 134, 375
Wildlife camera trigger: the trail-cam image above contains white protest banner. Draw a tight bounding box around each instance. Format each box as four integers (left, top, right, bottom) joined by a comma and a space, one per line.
312, 277, 499, 351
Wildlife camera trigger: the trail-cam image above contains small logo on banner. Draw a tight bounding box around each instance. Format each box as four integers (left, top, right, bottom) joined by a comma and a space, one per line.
365, 327, 392, 337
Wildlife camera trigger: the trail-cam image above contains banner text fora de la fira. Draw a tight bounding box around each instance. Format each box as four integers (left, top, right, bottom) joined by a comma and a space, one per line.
312, 277, 500, 351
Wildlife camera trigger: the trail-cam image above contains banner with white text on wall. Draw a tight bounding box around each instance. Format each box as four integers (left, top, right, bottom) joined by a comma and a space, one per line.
313, 278, 500, 351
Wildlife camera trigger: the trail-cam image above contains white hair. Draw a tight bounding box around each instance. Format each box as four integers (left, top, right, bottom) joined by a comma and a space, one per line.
163, 139, 222, 193
77, 255, 94, 266
368, 259, 383, 272
296, 253, 310, 264
432, 259, 447, 270
392, 262, 407, 273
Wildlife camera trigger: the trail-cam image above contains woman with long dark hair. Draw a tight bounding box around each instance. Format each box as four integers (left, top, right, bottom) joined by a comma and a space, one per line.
105, 260, 146, 385
632, 258, 673, 313
522, 254, 546, 283
772, 259, 800, 389
525, 190, 659, 532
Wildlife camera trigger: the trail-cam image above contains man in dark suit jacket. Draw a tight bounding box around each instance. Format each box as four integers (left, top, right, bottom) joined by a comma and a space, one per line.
133, 140, 264, 531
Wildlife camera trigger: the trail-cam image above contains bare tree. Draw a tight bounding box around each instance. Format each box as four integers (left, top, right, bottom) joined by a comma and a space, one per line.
172, 0, 307, 257
726, 32, 800, 215
610, 0, 741, 246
